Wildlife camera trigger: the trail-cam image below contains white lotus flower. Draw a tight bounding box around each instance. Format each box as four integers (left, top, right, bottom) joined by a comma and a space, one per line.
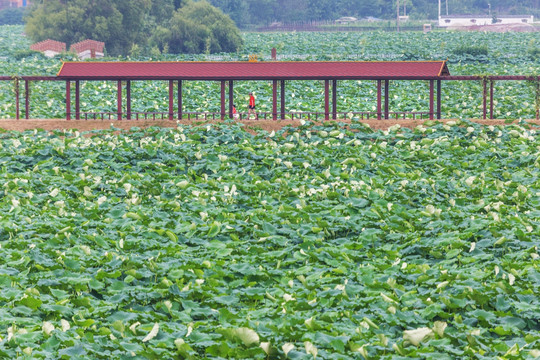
284, 161, 293, 169
61, 319, 70, 332
465, 176, 476, 186
403, 327, 433, 346
218, 154, 228, 162
232, 327, 259, 346
304, 341, 317, 357
528, 349, 540, 358
469, 242, 476, 252
432, 321, 447, 337
80, 245, 91, 255
175, 338, 186, 350
282, 343, 295, 356
42, 321, 55, 336
176, 180, 189, 189
380, 293, 397, 303
97, 196, 107, 205
283, 293, 295, 302
130, 322, 141, 334
260, 342, 271, 355
508, 273, 516, 286
49, 188, 59, 197
7, 326, 14, 341
142, 323, 159, 342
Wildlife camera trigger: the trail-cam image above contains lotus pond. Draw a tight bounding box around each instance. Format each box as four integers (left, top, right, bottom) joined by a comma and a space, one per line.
0, 120, 539, 358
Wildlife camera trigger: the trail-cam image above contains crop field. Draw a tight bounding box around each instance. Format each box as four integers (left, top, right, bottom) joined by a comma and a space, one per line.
1, 120, 540, 358
0, 24, 540, 359
0, 26, 538, 120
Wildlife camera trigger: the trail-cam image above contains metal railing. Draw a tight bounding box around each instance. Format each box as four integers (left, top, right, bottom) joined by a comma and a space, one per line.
78, 111, 432, 121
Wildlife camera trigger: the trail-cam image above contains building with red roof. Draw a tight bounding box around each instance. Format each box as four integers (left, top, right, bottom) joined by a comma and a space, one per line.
70, 39, 105, 59
30, 39, 66, 58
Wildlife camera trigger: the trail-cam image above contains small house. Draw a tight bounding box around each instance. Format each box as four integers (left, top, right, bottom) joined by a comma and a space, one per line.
30, 39, 66, 58
70, 39, 105, 59
439, 15, 534, 27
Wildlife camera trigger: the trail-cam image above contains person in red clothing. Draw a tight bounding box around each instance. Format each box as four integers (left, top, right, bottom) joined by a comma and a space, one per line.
248, 92, 257, 119
232, 104, 239, 119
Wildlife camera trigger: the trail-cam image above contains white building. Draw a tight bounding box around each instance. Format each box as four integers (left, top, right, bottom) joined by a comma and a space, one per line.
439, 15, 534, 27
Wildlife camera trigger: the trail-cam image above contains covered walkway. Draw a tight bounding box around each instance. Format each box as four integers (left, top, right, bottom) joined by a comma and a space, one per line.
55, 61, 451, 121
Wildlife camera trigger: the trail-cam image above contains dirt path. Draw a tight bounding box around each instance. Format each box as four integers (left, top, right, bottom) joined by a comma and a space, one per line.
1, 118, 539, 133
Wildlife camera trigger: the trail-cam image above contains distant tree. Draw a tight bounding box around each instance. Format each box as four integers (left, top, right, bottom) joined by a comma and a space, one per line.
24, 0, 150, 56
154, 0, 243, 54
0, 8, 25, 25
208, 0, 248, 25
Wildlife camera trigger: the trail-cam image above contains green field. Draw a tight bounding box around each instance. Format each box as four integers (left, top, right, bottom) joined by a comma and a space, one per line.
0, 25, 538, 119
1, 24, 540, 359
1, 120, 540, 358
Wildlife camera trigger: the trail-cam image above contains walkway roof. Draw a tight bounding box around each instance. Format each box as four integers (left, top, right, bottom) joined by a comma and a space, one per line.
57, 61, 450, 81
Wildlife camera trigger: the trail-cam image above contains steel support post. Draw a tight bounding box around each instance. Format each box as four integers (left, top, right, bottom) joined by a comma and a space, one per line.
324, 80, 330, 120
384, 80, 389, 120
220, 81, 226, 120
332, 80, 337, 120
377, 80, 382, 120
436, 80, 441, 119
178, 80, 183, 120
169, 80, 174, 120
126, 80, 131, 120
117, 80, 122, 120
25, 80, 29, 120
66, 81, 71, 121
272, 80, 277, 120
429, 80, 434, 120
229, 80, 234, 119
75, 80, 80, 120
281, 80, 285, 119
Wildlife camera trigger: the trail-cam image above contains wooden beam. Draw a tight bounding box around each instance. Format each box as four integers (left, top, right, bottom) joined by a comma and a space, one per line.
436, 80, 441, 119
229, 80, 234, 118
178, 80, 183, 120
324, 80, 329, 120
482, 79, 487, 120
66, 81, 71, 121
25, 79, 29, 120
384, 80, 389, 120
75, 80, 80, 120
220, 81, 226, 120
272, 80, 277, 120
332, 80, 337, 120
169, 80, 174, 120
15, 78, 20, 120
117, 80, 122, 120
126, 80, 131, 120
429, 80, 434, 120
489, 80, 494, 120
377, 80, 382, 120
281, 80, 285, 119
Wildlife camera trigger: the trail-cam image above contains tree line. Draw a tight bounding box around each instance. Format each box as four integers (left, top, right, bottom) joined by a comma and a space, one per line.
208, 0, 540, 25
20, 0, 540, 56
24, 0, 243, 56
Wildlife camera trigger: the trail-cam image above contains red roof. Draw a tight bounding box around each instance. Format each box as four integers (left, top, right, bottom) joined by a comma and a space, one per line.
57, 61, 450, 81
30, 39, 66, 53
70, 39, 105, 54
